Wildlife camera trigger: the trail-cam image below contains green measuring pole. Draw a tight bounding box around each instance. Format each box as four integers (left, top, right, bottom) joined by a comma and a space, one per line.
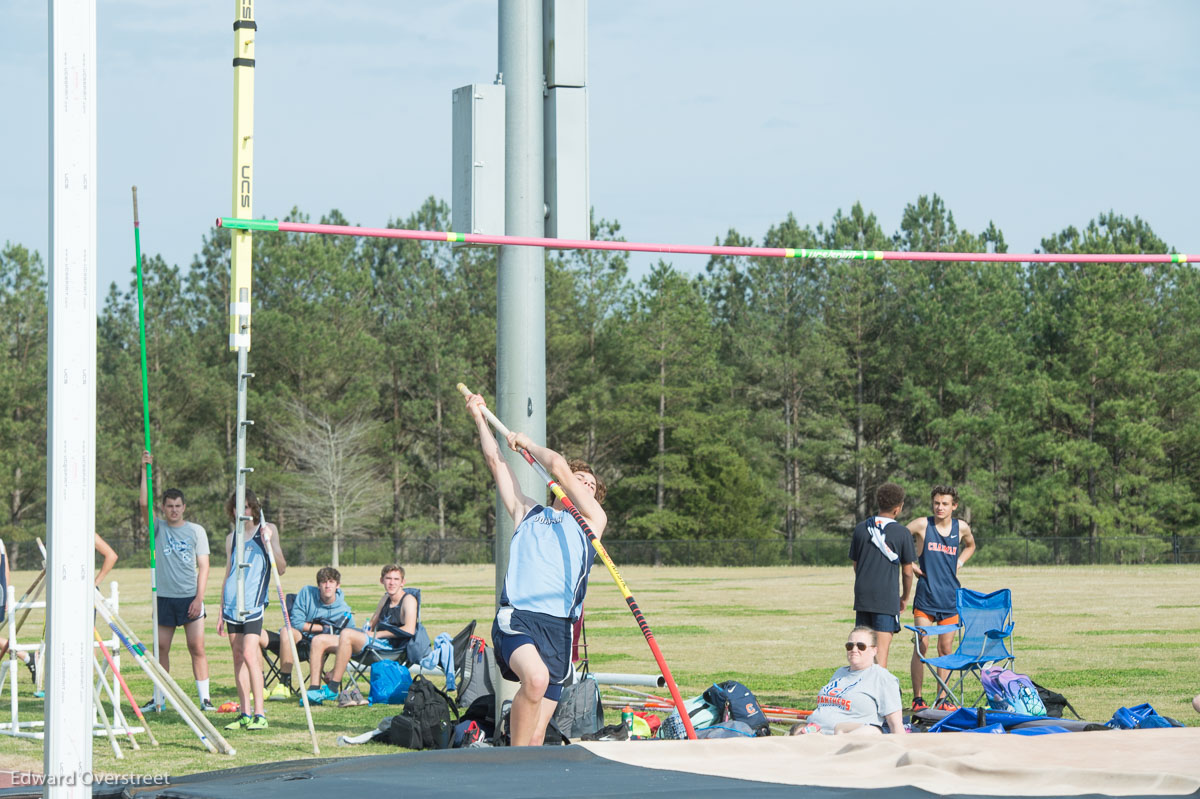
133, 186, 162, 706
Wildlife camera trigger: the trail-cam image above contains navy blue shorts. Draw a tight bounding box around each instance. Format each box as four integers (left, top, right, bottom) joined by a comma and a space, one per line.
157, 595, 205, 628
855, 610, 900, 634
492, 607, 572, 702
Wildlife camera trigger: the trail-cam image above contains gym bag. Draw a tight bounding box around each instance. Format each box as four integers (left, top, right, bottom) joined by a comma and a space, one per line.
1106, 703, 1184, 730
550, 677, 604, 739
704, 680, 770, 736
369, 660, 413, 705
980, 667, 1047, 716
456, 634, 497, 710
1031, 679, 1081, 719
657, 694, 720, 739
398, 674, 459, 749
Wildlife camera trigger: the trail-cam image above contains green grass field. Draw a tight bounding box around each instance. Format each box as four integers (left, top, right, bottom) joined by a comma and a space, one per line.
0, 564, 1195, 777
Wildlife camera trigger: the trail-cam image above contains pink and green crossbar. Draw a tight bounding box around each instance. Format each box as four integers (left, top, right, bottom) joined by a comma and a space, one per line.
217, 217, 1193, 264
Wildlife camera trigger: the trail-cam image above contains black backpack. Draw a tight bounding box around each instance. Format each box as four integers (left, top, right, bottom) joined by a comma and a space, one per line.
703, 680, 770, 736
390, 675, 458, 750
1031, 679, 1082, 720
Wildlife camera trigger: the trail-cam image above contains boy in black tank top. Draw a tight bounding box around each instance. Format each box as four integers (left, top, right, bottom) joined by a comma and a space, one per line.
907, 484, 976, 711
849, 483, 917, 669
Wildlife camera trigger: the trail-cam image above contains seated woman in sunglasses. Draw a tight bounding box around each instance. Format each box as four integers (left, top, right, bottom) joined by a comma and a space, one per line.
792, 626, 905, 735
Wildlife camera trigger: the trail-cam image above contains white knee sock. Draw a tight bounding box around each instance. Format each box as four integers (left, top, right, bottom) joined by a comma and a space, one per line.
196, 678, 210, 701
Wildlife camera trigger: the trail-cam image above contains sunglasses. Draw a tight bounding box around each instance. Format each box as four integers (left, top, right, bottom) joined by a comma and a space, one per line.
844, 641, 871, 652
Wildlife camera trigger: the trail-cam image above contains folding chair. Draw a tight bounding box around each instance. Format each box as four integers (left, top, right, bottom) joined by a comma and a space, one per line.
449, 620, 477, 682
906, 587, 1015, 709
346, 588, 430, 689
262, 593, 310, 691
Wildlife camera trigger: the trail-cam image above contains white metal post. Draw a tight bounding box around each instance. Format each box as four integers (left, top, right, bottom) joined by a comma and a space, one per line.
47, 0, 97, 795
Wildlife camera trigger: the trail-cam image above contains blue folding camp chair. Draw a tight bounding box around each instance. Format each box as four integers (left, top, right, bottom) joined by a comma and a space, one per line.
906, 587, 1015, 709
346, 587, 432, 690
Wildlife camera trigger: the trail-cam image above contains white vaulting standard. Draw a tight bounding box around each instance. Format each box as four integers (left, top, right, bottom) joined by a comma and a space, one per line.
46, 1, 97, 797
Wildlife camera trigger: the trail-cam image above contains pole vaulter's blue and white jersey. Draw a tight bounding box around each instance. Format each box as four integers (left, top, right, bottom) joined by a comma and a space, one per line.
500, 505, 590, 621
221, 525, 270, 623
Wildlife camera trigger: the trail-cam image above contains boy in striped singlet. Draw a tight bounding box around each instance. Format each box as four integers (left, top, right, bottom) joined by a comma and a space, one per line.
217, 488, 286, 731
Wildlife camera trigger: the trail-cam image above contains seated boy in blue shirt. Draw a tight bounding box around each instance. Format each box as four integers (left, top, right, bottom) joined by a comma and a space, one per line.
267, 566, 354, 699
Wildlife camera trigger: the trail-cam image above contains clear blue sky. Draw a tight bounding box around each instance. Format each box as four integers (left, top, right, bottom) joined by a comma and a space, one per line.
2, 1, 1198, 293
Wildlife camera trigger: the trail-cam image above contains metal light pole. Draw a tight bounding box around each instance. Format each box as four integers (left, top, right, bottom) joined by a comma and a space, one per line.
495, 0, 547, 588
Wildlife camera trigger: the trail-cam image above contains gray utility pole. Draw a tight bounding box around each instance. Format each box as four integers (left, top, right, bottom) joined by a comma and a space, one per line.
454, 0, 588, 613
495, 0, 548, 589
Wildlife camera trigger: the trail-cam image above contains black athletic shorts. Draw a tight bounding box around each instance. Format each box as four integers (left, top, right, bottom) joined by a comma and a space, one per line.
224, 617, 263, 636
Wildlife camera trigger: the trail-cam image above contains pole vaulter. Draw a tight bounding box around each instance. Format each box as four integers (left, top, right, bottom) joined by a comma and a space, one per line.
218, 217, 1195, 264
457, 383, 698, 741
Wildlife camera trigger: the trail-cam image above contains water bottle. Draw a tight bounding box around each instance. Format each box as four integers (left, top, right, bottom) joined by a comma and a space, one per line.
621, 705, 634, 736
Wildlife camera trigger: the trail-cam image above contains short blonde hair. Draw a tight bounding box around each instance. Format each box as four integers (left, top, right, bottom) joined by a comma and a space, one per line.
380, 564, 405, 581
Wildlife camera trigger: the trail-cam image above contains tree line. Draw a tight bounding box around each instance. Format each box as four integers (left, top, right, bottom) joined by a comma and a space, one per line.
3, 194, 1197, 566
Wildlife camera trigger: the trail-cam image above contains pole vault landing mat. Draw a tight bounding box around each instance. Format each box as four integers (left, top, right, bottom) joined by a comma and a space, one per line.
3, 728, 1198, 799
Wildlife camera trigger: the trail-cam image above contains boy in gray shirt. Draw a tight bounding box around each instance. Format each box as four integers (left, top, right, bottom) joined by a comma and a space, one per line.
140, 451, 212, 711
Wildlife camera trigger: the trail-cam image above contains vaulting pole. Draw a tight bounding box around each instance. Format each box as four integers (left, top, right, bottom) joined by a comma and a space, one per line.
91, 655, 129, 757
218, 217, 1196, 264
94, 627, 159, 747
95, 594, 234, 755
263, 521, 319, 754
132, 186, 162, 706
457, 383, 697, 740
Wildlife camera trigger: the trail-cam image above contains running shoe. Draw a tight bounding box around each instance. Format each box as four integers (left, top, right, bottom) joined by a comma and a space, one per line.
224, 713, 251, 731
934, 698, 959, 712
199, 698, 216, 712
337, 684, 369, 707
910, 697, 929, 711
304, 686, 328, 705
267, 682, 293, 701
139, 699, 163, 713
245, 714, 269, 730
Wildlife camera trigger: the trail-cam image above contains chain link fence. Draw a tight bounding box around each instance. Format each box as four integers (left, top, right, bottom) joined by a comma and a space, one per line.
7, 533, 1198, 570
